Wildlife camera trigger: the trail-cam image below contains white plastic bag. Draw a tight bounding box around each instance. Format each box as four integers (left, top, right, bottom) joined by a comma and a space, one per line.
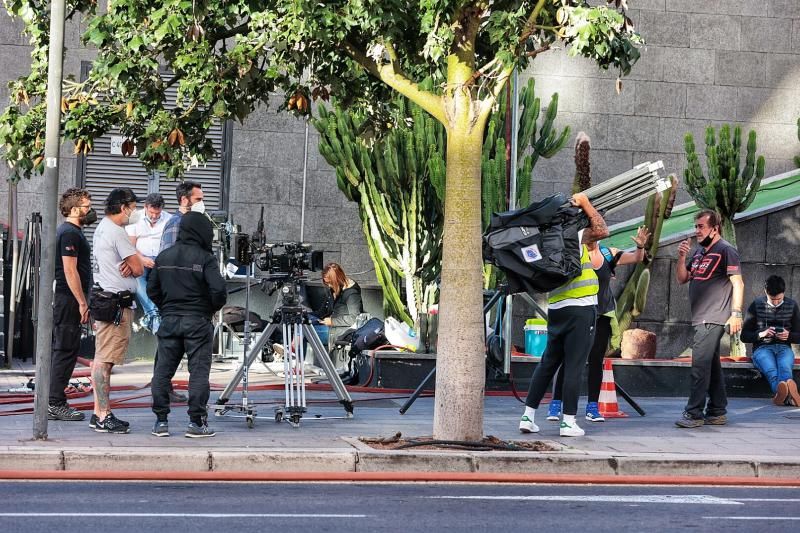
384, 316, 421, 352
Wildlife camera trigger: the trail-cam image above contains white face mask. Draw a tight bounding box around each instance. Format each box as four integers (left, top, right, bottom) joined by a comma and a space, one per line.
190, 200, 206, 214
125, 207, 143, 226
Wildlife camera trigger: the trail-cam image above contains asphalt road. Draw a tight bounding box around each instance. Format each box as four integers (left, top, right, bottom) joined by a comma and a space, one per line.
1, 482, 798, 532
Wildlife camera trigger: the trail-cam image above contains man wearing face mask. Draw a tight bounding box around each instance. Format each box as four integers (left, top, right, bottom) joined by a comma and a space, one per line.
159, 180, 204, 253
48, 188, 96, 421
127, 193, 172, 333
89, 188, 144, 433
675, 209, 744, 428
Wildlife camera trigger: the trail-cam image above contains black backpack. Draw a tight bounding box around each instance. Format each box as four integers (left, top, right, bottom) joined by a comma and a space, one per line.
483, 193, 587, 294
337, 317, 387, 353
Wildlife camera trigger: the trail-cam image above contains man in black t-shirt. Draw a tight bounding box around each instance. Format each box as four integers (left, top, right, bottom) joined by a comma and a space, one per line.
674, 209, 744, 428
48, 188, 97, 421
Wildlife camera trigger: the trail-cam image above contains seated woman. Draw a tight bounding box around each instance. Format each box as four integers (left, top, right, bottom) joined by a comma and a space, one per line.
316, 262, 364, 349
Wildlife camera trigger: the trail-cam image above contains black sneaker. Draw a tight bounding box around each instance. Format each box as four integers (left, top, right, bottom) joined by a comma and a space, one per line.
94, 412, 131, 434
185, 422, 216, 438
47, 404, 85, 421
152, 420, 169, 437
89, 414, 130, 429
675, 412, 704, 428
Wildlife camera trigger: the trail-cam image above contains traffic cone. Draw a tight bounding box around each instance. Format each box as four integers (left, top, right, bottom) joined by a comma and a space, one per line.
598, 358, 628, 418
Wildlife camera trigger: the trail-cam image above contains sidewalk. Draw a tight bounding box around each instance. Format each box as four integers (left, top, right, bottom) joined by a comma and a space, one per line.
1, 358, 799, 482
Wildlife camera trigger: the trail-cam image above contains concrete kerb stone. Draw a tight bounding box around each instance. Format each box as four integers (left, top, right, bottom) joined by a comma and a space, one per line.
615, 456, 757, 478
63, 448, 212, 472
755, 460, 800, 479
0, 448, 64, 471
356, 451, 477, 473
211, 450, 356, 472
475, 454, 618, 476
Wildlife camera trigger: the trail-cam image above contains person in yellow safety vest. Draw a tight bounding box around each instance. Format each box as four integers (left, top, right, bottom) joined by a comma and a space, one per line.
519, 192, 609, 438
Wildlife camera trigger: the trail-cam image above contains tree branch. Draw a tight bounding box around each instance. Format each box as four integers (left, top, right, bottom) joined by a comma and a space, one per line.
209, 20, 251, 43
525, 44, 551, 58
517, 0, 549, 48
342, 40, 446, 125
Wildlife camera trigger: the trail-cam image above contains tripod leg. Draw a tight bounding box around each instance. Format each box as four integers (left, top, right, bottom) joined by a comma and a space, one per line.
303, 324, 353, 411
398, 366, 436, 414
217, 323, 276, 402
616, 383, 646, 416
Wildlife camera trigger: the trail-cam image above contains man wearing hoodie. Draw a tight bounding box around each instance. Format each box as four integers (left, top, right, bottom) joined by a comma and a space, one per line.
147, 212, 227, 438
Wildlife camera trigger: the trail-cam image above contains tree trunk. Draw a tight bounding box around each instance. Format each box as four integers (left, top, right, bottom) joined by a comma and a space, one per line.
432, 126, 486, 441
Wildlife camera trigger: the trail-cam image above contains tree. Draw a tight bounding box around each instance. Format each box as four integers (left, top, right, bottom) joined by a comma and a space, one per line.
1, 0, 642, 440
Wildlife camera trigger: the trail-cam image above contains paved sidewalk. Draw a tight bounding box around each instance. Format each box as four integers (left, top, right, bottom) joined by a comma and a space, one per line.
1, 358, 799, 479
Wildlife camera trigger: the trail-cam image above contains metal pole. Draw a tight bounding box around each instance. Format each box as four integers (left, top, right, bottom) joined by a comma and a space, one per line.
299, 121, 310, 241
33, 0, 67, 439
503, 69, 520, 375
6, 182, 18, 369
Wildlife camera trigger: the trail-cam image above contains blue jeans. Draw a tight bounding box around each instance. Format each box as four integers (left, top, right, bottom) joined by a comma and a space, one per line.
752, 343, 795, 393
136, 266, 159, 317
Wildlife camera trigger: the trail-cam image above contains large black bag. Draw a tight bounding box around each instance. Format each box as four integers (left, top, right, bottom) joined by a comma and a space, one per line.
222, 306, 265, 332
483, 193, 587, 295
337, 317, 387, 353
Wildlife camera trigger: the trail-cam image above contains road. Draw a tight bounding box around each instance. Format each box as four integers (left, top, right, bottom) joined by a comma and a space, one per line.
0, 482, 798, 532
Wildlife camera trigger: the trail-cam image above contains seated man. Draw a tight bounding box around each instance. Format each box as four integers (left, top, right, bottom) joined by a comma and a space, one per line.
741, 275, 800, 406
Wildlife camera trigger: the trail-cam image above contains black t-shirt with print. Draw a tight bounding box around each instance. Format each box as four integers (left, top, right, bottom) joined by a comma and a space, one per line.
55, 222, 92, 295
686, 238, 741, 326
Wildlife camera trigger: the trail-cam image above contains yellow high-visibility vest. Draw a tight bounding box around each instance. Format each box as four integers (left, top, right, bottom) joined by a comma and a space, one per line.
548, 244, 599, 304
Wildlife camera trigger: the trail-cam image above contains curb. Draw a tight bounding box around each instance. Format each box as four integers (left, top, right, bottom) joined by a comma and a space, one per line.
2, 447, 800, 484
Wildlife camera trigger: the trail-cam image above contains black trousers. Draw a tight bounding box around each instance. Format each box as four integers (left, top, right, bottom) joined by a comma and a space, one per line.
151, 315, 213, 424
553, 314, 611, 404
525, 305, 597, 415
685, 323, 727, 419
49, 291, 82, 407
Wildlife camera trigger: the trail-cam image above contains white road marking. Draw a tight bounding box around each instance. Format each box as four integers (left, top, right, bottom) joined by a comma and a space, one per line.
430, 495, 742, 505
733, 498, 800, 502
703, 516, 800, 521
0, 513, 366, 518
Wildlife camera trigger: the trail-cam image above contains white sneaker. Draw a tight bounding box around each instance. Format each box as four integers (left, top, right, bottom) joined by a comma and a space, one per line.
559, 420, 585, 437
519, 415, 540, 433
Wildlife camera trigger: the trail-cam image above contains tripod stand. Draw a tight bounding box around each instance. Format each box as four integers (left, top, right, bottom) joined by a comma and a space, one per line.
214, 276, 354, 428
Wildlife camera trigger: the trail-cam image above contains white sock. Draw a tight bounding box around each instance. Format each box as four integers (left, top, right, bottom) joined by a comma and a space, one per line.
523, 406, 536, 420
563, 414, 576, 425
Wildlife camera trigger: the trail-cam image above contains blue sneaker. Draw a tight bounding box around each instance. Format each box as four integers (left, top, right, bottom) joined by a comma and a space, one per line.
585, 402, 605, 422
547, 400, 562, 421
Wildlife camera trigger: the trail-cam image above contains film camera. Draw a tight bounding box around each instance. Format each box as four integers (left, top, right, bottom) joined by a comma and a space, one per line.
230, 236, 322, 277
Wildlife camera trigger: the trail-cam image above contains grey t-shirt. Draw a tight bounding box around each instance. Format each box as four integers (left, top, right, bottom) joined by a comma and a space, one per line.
686, 238, 741, 326
92, 217, 138, 294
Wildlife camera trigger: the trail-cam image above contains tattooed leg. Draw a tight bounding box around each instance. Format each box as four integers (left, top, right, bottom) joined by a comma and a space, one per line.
92, 362, 113, 420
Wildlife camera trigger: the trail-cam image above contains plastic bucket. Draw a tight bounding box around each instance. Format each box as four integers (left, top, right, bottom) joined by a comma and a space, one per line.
524, 318, 548, 356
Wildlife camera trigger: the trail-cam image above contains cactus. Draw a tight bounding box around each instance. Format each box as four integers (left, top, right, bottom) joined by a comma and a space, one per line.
795, 118, 800, 169
314, 96, 445, 325
683, 124, 765, 247
572, 132, 591, 193
612, 174, 678, 351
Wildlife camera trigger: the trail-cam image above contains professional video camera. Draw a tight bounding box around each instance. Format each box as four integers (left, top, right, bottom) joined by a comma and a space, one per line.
256, 242, 324, 276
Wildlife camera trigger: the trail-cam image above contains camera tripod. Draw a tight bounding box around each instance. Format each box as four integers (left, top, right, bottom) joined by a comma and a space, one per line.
213, 276, 354, 428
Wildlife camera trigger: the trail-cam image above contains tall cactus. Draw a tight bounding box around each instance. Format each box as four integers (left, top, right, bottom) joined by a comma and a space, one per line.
795, 118, 800, 169
314, 97, 445, 325
481, 78, 570, 288
683, 124, 765, 247
613, 175, 678, 350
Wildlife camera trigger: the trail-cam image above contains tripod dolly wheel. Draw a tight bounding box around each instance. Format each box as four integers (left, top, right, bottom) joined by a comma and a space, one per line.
246, 415, 255, 429
274, 411, 283, 423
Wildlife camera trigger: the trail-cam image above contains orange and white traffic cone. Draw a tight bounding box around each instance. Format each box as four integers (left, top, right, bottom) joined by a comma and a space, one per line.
598, 358, 628, 418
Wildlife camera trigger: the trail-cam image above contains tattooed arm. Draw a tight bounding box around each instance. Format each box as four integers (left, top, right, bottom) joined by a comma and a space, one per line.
572, 193, 609, 244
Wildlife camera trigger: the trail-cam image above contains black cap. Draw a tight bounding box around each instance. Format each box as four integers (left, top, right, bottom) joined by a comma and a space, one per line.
105, 188, 141, 208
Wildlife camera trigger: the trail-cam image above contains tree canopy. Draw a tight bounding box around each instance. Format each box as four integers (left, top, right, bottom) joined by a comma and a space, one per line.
1, 0, 640, 180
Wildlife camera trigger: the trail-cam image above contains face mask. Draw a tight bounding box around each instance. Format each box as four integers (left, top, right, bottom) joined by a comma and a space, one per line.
698, 230, 715, 247
125, 208, 143, 226
79, 208, 97, 226
190, 200, 206, 214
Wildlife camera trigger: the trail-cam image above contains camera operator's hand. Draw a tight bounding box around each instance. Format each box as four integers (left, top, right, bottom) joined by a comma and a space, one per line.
776, 328, 790, 341
759, 327, 775, 339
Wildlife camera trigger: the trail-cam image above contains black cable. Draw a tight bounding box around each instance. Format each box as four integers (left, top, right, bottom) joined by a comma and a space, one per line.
396, 439, 526, 451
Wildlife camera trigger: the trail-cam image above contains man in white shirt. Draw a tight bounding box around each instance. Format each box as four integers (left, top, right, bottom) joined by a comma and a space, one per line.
127, 193, 172, 333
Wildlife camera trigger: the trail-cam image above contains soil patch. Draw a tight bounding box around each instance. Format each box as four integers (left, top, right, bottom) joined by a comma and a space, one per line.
359, 433, 563, 452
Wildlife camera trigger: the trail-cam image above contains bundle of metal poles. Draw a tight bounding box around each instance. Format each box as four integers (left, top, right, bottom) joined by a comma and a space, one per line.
582, 160, 668, 216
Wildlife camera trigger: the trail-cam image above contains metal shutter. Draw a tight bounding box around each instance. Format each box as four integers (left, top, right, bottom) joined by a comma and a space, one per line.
76, 64, 231, 239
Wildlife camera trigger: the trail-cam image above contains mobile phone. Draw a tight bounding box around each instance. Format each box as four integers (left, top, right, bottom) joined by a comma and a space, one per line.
774, 326, 785, 333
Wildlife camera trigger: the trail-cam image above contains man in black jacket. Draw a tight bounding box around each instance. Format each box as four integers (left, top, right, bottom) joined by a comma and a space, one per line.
741, 275, 800, 406
147, 212, 227, 438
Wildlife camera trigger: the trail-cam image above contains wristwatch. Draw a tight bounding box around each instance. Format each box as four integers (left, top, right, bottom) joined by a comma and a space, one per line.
731, 310, 742, 318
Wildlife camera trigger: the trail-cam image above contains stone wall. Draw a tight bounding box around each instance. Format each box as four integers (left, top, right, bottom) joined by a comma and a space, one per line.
1, 2, 800, 296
